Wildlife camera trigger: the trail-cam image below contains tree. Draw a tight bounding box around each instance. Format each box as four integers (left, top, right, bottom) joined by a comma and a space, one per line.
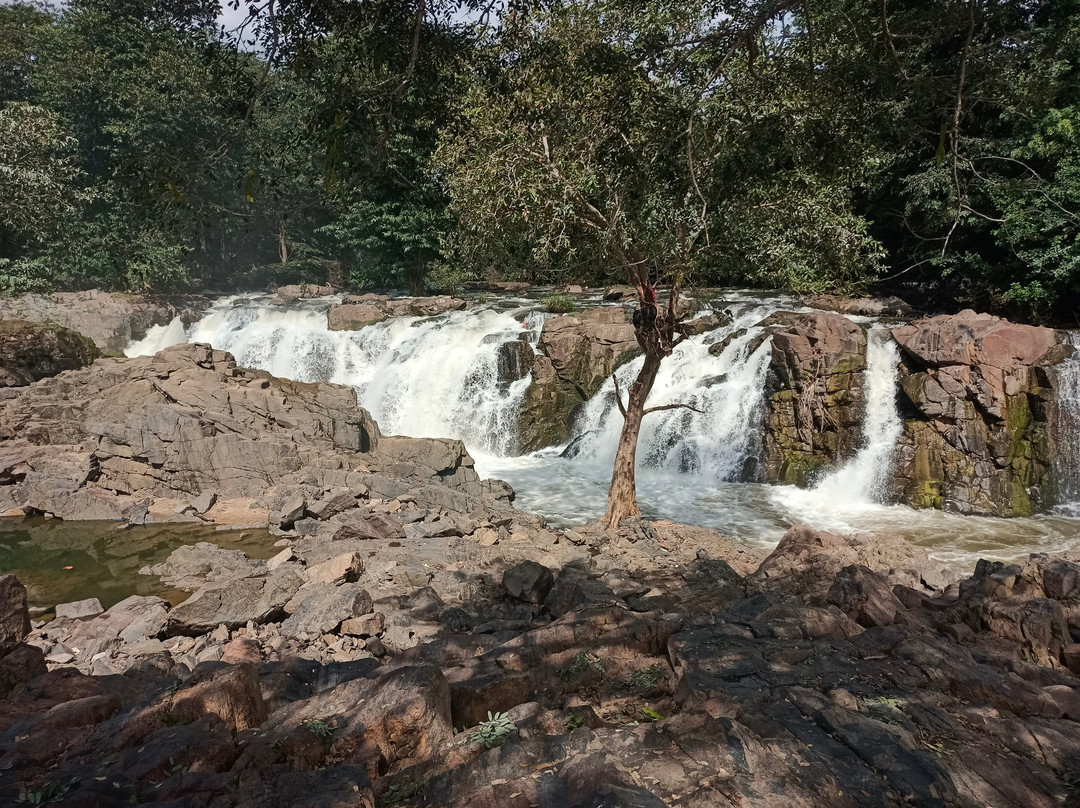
441, 0, 881, 526
0, 103, 84, 268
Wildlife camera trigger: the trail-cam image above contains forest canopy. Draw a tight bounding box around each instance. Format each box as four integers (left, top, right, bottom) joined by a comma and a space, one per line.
0, 0, 1077, 324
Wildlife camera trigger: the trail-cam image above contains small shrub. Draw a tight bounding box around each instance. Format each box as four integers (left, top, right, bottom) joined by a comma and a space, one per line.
625, 664, 667, 690
564, 711, 587, 731
472, 711, 516, 748
303, 718, 334, 740
558, 650, 606, 681
542, 294, 574, 314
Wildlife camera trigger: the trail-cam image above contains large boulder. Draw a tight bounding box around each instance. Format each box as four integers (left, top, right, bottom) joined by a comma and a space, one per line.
758, 311, 868, 486
746, 524, 938, 602
0, 290, 203, 355
327, 294, 466, 331
891, 310, 1059, 516
519, 307, 640, 451
0, 320, 100, 387
805, 294, 916, 318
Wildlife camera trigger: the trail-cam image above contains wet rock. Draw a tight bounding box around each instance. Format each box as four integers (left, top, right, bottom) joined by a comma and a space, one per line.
892, 310, 1059, 516
0, 320, 100, 387
496, 340, 535, 384
757, 311, 867, 486
503, 560, 555, 604
271, 283, 335, 304
805, 293, 916, 318
327, 302, 387, 331
519, 307, 641, 451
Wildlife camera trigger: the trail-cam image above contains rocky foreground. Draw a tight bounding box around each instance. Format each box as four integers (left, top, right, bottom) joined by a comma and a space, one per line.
0, 345, 1077, 806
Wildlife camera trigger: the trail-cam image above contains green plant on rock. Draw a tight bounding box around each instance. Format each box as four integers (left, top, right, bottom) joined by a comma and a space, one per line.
17, 779, 71, 805
564, 711, 587, 731
303, 718, 334, 740
472, 711, 516, 749
625, 664, 667, 690
541, 294, 574, 314
381, 780, 423, 806
558, 650, 606, 681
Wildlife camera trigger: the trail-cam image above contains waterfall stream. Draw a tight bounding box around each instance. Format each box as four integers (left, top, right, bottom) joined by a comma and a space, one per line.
1055, 332, 1080, 517
128, 292, 1080, 564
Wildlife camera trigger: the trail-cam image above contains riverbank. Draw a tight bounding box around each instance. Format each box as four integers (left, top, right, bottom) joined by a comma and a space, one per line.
0, 326, 1077, 806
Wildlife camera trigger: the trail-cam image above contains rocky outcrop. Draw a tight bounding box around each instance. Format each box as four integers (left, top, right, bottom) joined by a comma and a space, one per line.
269, 282, 335, 304
0, 290, 204, 355
0, 343, 508, 524
804, 293, 916, 318
5, 519, 1080, 807
519, 307, 640, 451
759, 311, 868, 485
892, 310, 1060, 516
327, 294, 467, 330
0, 320, 100, 387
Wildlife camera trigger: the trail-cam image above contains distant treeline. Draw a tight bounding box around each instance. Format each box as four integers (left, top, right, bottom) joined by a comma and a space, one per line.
0, 0, 1077, 323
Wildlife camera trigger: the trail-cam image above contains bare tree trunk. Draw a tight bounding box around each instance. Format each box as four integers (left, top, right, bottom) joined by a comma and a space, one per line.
278, 219, 288, 264
604, 349, 663, 527
409, 252, 426, 296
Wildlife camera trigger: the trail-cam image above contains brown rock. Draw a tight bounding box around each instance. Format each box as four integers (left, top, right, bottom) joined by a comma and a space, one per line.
0, 574, 30, 656
327, 303, 386, 331
0, 320, 100, 387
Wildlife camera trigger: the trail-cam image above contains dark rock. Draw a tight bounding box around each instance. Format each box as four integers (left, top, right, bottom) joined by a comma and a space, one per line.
0, 574, 30, 656
503, 560, 556, 604
826, 565, 903, 627
0, 320, 100, 387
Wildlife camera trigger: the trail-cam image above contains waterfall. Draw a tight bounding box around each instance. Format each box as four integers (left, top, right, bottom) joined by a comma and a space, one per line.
810, 327, 903, 503
125, 316, 187, 357
128, 295, 536, 456
558, 306, 775, 481
1055, 332, 1080, 516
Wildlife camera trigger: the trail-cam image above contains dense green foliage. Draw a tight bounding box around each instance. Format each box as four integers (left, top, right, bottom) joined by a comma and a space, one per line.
0, 0, 1077, 322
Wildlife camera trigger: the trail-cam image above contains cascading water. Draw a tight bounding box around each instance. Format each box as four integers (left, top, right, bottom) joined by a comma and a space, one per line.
810, 327, 903, 503
1055, 332, 1080, 516
127, 291, 1080, 564
130, 295, 537, 456
558, 305, 775, 481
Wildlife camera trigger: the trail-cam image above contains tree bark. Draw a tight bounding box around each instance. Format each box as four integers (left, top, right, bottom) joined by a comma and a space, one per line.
278, 219, 288, 264
604, 348, 664, 527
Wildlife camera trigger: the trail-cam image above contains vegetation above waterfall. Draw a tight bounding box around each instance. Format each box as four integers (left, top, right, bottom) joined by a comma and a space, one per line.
0, 0, 1078, 323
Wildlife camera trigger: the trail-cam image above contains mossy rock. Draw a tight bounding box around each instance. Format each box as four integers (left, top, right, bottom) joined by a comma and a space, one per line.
0, 319, 100, 387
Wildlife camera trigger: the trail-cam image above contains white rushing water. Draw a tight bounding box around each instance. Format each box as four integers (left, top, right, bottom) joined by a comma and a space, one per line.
1055, 332, 1080, 517
129, 292, 1080, 565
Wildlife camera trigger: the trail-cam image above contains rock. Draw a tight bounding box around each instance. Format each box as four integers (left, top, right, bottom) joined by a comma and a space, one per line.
166, 567, 305, 636
757, 311, 868, 486
747, 524, 935, 602
503, 560, 555, 604
267, 546, 295, 571
142, 542, 261, 590
0, 574, 31, 656
280, 582, 373, 640
275, 493, 307, 530
805, 293, 916, 318
0, 289, 203, 354
496, 340, 535, 385
0, 320, 100, 387
891, 310, 1059, 516
0, 643, 47, 696
340, 612, 384, 638
222, 637, 262, 665
191, 490, 217, 514
271, 283, 334, 304
305, 552, 364, 585
1064, 643, 1080, 676
327, 302, 387, 331
306, 488, 357, 520
826, 565, 903, 627
54, 598, 104, 620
